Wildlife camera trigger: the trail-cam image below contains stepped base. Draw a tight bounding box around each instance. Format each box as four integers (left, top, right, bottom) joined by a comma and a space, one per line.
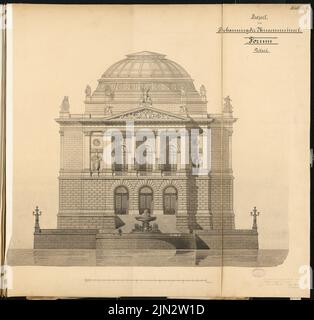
34, 228, 258, 250
96, 233, 196, 250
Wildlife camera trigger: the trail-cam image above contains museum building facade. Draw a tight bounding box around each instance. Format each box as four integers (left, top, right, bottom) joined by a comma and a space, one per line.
34, 51, 258, 250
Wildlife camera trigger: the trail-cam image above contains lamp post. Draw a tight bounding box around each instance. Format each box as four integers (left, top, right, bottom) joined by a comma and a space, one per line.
33, 206, 42, 233
250, 206, 260, 231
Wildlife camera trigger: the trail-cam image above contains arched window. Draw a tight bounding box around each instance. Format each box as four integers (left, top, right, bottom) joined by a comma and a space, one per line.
115, 186, 129, 215
163, 186, 177, 215
139, 186, 153, 214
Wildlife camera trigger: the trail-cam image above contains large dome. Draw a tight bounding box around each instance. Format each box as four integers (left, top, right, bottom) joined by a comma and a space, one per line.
87, 51, 207, 116
102, 51, 190, 79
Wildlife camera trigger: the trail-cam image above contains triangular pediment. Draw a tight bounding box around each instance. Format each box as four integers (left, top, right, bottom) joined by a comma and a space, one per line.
105, 106, 188, 121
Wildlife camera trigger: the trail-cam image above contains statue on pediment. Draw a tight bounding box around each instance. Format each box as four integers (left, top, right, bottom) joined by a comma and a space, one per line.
104, 106, 113, 115
180, 105, 188, 114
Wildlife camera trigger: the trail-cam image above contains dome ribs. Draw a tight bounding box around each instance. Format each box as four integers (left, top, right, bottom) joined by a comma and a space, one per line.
87, 51, 207, 116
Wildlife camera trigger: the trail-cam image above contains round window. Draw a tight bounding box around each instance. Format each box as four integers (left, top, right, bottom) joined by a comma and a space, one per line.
93, 139, 101, 147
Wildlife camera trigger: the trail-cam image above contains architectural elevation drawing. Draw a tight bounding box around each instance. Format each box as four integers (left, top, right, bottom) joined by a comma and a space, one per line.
8, 51, 288, 267
4, 4, 311, 300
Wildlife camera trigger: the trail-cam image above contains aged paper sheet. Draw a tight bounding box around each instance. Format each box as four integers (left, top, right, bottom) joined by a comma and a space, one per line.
3, 4, 311, 298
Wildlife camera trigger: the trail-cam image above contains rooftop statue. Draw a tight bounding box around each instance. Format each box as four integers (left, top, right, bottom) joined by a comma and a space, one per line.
60, 96, 70, 113
200, 85, 207, 101
223, 95, 233, 113
104, 106, 113, 115
141, 87, 153, 106
85, 85, 92, 99
180, 105, 188, 114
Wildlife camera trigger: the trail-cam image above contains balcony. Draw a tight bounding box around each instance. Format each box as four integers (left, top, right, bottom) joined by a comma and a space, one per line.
112, 164, 128, 172
160, 164, 177, 172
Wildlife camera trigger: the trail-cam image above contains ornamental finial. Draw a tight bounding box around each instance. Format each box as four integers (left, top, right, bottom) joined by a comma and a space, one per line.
250, 206, 260, 231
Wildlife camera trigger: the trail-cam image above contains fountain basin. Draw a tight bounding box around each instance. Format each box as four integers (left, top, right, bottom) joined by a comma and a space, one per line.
135, 216, 156, 223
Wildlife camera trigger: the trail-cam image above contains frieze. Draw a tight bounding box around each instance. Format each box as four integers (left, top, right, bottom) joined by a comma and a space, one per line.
113, 108, 186, 121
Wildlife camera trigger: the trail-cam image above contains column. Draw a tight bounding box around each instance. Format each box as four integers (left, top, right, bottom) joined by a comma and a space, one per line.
103, 131, 113, 172
129, 132, 136, 171
176, 136, 181, 170
83, 131, 91, 172
178, 128, 189, 171
125, 121, 135, 173
154, 131, 160, 171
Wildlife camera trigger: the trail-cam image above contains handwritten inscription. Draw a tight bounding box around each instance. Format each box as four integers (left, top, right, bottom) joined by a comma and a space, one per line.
253, 48, 270, 54
217, 27, 302, 33
251, 14, 268, 20
216, 11, 304, 54
245, 37, 278, 45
